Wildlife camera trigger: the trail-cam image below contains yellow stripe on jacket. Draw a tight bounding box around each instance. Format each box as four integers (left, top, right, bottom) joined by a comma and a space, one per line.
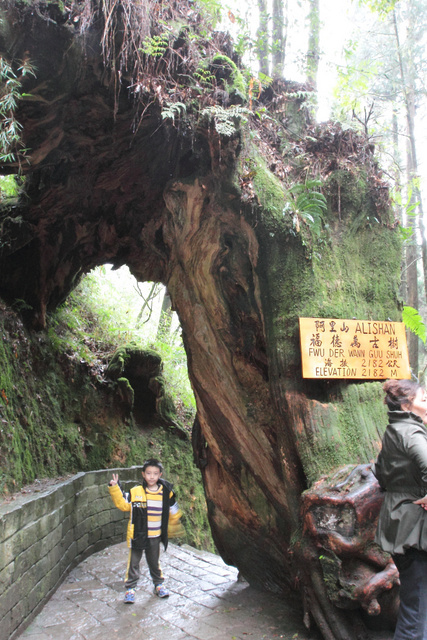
168, 501, 185, 538
109, 483, 147, 548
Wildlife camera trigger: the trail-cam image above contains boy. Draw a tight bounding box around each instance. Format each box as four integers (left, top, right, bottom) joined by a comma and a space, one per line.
109, 458, 183, 603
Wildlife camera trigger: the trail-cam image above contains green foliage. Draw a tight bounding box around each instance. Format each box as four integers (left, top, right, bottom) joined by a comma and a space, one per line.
150, 338, 195, 413
233, 22, 256, 60
393, 185, 420, 219
193, 66, 215, 88
0, 58, 22, 164
248, 153, 285, 220
284, 90, 313, 102
0, 175, 21, 200
0, 277, 211, 549
402, 306, 426, 344
332, 50, 380, 122
161, 102, 187, 125
141, 34, 169, 58
58, 268, 136, 347
355, 0, 399, 16
258, 72, 273, 87
211, 54, 247, 100
47, 304, 97, 364
398, 226, 413, 241
332, 0, 426, 211
194, 0, 223, 29
201, 105, 249, 137
0, 55, 35, 164
392, 185, 420, 240
283, 179, 328, 239
0, 301, 96, 490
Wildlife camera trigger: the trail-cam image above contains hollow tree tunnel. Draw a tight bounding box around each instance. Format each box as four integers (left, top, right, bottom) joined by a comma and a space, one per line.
0, 2, 403, 638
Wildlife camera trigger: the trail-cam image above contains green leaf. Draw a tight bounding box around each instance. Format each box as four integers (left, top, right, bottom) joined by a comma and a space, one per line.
258, 72, 273, 86
398, 226, 413, 241
161, 102, 187, 124
356, 0, 398, 16
402, 306, 426, 344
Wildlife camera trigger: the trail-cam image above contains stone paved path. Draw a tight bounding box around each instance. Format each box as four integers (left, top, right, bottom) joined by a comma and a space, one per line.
18, 542, 319, 640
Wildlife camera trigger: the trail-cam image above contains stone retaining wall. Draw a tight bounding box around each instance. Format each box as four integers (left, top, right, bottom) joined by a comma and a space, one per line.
0, 467, 144, 640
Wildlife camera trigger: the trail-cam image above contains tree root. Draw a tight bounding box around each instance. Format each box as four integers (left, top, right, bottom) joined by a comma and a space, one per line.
296, 463, 400, 639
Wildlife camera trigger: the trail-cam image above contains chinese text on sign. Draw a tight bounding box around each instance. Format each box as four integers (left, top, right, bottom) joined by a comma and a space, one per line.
299, 318, 411, 380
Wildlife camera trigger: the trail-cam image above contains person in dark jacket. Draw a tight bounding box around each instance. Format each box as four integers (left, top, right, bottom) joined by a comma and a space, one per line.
109, 458, 183, 604
374, 379, 427, 639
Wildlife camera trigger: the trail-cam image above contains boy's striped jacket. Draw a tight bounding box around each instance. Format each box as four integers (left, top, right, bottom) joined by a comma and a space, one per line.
109, 478, 183, 550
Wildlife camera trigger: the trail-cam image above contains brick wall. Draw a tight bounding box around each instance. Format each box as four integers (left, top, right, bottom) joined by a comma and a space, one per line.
0, 467, 143, 640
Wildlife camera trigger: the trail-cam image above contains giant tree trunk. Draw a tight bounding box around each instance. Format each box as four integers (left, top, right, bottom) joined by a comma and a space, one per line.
0, 3, 403, 638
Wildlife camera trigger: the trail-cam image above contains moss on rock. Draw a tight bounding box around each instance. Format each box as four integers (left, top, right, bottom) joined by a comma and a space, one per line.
211, 54, 247, 101
297, 382, 387, 486
106, 343, 183, 430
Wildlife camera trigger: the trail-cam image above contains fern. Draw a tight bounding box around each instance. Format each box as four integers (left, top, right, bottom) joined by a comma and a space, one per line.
161, 102, 187, 125
284, 90, 312, 101
141, 34, 169, 58
194, 66, 215, 87
402, 306, 426, 344
201, 105, 249, 137
284, 179, 327, 237
0, 56, 35, 164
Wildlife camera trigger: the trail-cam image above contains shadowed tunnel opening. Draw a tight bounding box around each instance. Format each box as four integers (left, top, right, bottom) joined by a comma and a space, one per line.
131, 377, 157, 421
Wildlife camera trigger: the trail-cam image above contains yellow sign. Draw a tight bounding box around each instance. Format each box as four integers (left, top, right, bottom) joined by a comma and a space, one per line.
299, 317, 411, 380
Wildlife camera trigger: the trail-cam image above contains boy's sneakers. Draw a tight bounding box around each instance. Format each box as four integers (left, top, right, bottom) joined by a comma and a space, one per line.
124, 589, 135, 604
154, 584, 170, 598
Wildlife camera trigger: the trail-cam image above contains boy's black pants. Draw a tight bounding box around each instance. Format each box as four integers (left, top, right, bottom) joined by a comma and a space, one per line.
125, 537, 164, 589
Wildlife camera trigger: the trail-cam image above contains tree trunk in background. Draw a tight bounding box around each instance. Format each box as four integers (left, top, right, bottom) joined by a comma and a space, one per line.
272, 0, 287, 79
135, 282, 161, 327
306, 0, 320, 96
155, 288, 173, 341
392, 109, 406, 301
393, 4, 425, 373
256, 0, 270, 77
405, 144, 419, 373
404, 0, 427, 302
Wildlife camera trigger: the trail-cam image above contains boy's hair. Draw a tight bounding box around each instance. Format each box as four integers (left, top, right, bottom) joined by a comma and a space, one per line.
142, 458, 164, 472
